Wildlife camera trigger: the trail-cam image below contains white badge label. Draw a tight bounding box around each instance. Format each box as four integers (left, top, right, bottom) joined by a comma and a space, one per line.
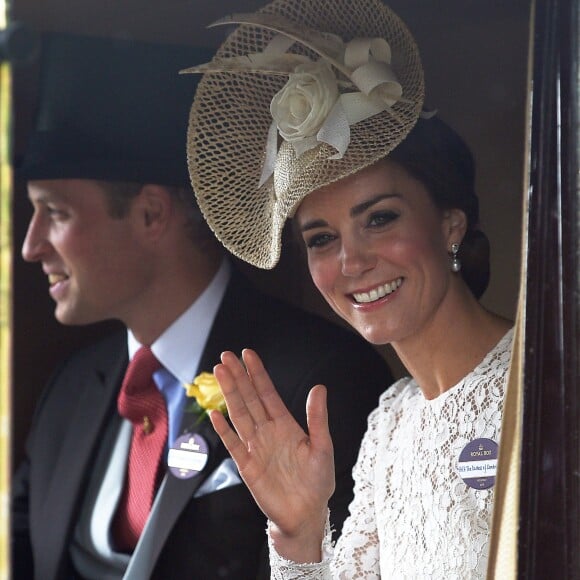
456, 438, 499, 490
168, 433, 209, 479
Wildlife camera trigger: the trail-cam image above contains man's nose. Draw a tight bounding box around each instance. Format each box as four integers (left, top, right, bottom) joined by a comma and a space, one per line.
21, 217, 50, 262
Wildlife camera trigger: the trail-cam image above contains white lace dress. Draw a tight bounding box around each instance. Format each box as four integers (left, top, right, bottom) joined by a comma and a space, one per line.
270, 329, 513, 579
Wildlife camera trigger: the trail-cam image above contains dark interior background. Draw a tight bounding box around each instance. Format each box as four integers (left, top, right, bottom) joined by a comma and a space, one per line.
9, 0, 530, 467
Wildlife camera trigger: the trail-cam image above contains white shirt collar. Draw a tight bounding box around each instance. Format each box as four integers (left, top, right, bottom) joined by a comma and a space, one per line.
127, 259, 231, 384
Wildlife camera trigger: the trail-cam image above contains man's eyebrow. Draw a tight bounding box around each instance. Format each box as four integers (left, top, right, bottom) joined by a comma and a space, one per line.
27, 193, 48, 204
28, 190, 58, 204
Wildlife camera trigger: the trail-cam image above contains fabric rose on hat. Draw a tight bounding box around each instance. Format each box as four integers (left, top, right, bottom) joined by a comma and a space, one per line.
271, 61, 339, 148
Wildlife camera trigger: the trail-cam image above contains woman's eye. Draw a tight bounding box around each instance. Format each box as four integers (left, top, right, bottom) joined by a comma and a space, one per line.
367, 210, 398, 228
305, 232, 337, 249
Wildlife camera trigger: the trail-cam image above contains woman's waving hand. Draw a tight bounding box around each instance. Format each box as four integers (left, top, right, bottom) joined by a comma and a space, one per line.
210, 348, 335, 563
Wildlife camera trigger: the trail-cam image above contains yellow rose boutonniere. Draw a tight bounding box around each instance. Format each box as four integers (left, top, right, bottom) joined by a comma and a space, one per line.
184, 372, 228, 422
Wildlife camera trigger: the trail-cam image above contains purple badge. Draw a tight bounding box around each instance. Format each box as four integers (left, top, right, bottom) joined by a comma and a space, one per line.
168, 433, 209, 479
456, 438, 499, 490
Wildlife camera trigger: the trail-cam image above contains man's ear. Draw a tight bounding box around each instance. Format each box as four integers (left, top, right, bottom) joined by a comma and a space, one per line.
136, 184, 173, 237
443, 208, 468, 246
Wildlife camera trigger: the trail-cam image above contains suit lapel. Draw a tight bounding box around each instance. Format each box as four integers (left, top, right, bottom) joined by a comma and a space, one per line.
38, 334, 128, 580
124, 418, 223, 580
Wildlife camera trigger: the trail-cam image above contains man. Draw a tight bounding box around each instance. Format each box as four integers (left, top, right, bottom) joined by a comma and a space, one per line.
11, 33, 391, 579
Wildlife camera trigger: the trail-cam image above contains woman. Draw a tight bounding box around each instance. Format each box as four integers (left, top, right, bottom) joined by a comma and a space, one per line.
184, 0, 513, 576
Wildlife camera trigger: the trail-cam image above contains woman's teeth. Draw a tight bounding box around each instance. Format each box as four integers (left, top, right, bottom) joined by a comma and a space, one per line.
353, 277, 403, 304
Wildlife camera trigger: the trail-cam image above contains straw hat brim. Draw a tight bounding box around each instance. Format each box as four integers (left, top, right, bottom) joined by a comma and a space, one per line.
187, 0, 424, 268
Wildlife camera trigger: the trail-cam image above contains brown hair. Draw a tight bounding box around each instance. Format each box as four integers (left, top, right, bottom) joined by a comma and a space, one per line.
96, 181, 215, 245
388, 117, 490, 299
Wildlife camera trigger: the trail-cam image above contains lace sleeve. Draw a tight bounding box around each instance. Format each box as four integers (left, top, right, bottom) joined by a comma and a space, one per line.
268, 515, 334, 580
268, 406, 382, 579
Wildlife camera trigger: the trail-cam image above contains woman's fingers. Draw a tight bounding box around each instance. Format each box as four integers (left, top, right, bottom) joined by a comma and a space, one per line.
213, 355, 260, 442
226, 350, 272, 426
306, 385, 333, 455
209, 409, 251, 471
241, 349, 295, 421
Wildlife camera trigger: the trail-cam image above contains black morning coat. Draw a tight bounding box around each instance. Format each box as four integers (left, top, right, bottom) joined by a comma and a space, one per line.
11, 272, 391, 579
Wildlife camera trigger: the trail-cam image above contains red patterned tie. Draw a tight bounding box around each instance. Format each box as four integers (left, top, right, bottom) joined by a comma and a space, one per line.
114, 346, 167, 551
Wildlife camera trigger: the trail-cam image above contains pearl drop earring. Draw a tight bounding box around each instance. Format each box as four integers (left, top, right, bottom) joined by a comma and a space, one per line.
450, 243, 461, 273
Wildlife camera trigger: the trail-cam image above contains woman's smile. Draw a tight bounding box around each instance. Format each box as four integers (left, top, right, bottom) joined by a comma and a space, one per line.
351, 277, 404, 304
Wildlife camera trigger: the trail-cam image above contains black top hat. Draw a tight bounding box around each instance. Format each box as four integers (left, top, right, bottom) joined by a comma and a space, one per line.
17, 33, 213, 186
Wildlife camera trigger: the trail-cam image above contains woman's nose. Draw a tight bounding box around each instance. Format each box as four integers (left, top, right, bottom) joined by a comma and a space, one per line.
340, 237, 375, 277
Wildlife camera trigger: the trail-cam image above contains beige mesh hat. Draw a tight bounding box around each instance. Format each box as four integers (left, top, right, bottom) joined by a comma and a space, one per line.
184, 0, 425, 269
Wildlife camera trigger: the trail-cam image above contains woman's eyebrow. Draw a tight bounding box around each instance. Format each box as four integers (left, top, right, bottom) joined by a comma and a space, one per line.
299, 193, 400, 232
300, 218, 328, 233
350, 193, 400, 217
